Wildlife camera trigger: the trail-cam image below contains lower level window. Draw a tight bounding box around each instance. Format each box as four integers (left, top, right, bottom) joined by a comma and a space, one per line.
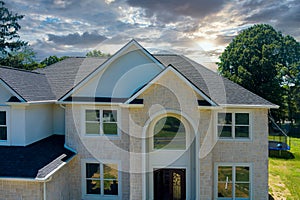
85, 162, 119, 196
217, 164, 250, 199
0, 111, 7, 141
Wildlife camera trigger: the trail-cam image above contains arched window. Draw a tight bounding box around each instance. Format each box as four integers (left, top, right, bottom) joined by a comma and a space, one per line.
153, 116, 186, 150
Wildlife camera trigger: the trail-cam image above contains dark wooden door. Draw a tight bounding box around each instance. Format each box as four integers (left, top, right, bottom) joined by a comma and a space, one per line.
154, 168, 186, 200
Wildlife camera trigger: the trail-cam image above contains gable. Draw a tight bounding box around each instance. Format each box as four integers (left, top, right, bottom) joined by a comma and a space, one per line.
0, 82, 12, 103
126, 66, 216, 107
69, 46, 164, 100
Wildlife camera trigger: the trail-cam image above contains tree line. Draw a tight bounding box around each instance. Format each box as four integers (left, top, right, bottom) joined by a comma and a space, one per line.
1, 1, 300, 129
0, 1, 109, 70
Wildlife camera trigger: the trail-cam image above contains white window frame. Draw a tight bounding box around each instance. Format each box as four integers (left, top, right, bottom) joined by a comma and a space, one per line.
81, 159, 122, 200
216, 110, 252, 141
82, 106, 121, 137
214, 163, 252, 200
0, 106, 10, 145
149, 114, 190, 152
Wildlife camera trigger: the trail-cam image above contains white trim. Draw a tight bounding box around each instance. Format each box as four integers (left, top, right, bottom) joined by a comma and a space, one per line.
81, 158, 122, 200
119, 104, 144, 108
214, 162, 253, 200
219, 104, 279, 109
125, 66, 217, 106
0, 106, 10, 145
59, 39, 165, 102
141, 109, 198, 200
0, 79, 26, 102
81, 105, 121, 138
215, 109, 253, 141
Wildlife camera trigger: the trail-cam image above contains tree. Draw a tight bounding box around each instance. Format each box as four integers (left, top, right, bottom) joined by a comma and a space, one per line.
0, 1, 27, 56
217, 24, 300, 122
86, 49, 111, 58
40, 55, 68, 66
0, 46, 41, 70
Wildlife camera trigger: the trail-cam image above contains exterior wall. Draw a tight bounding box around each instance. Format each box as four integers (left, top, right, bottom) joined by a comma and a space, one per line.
211, 108, 269, 199
53, 104, 65, 135
65, 104, 131, 200
46, 157, 77, 200
0, 83, 12, 103
65, 69, 269, 199
25, 104, 53, 145
0, 180, 42, 200
73, 50, 162, 98
10, 106, 26, 146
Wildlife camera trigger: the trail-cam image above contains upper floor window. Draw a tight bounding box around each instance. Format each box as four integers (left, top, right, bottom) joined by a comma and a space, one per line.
216, 164, 251, 199
217, 112, 250, 139
0, 111, 7, 141
85, 162, 119, 196
153, 116, 186, 150
85, 109, 118, 136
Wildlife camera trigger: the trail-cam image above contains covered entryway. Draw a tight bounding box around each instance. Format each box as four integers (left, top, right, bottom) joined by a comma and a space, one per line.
154, 168, 186, 200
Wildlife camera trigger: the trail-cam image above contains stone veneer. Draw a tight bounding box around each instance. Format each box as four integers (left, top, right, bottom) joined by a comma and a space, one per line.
64, 69, 269, 199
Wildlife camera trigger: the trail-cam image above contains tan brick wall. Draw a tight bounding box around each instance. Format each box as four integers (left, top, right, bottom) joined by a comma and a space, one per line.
0, 180, 42, 200
65, 104, 131, 199
64, 69, 269, 199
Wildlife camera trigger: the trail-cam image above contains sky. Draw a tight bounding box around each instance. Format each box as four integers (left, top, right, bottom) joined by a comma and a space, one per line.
6, 0, 300, 70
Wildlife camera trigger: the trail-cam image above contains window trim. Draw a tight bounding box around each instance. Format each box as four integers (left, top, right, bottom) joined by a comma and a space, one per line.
149, 114, 190, 152
214, 163, 252, 200
216, 110, 252, 141
0, 107, 10, 145
82, 106, 121, 137
81, 159, 122, 200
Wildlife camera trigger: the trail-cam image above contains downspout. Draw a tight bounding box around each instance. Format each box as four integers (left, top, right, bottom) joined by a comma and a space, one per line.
43, 177, 52, 200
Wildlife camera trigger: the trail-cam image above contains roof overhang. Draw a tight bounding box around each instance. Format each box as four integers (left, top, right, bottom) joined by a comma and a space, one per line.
0, 79, 26, 102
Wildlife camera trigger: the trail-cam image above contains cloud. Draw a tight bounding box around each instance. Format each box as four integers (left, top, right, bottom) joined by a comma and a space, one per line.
126, 0, 227, 23
47, 32, 107, 46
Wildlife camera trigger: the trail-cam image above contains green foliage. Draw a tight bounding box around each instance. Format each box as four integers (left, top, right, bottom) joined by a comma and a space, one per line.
0, 1, 27, 55
0, 46, 42, 70
86, 49, 111, 58
40, 55, 68, 67
269, 137, 300, 199
218, 24, 300, 122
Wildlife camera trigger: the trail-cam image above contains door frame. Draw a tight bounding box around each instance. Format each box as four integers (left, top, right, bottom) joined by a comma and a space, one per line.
153, 168, 186, 200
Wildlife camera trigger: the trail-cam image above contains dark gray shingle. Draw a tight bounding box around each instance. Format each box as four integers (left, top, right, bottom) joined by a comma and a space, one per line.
0, 66, 55, 101
0, 135, 75, 179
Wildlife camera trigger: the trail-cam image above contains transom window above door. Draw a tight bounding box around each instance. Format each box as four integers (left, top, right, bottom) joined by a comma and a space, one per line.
153, 116, 186, 150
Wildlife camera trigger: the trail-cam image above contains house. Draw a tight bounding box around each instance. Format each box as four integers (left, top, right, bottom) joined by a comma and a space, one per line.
0, 40, 277, 200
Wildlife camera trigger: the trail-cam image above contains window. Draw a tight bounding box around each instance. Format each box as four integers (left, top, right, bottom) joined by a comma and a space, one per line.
85, 109, 118, 135
85, 162, 119, 196
217, 165, 251, 199
217, 112, 250, 139
153, 116, 186, 150
0, 111, 7, 141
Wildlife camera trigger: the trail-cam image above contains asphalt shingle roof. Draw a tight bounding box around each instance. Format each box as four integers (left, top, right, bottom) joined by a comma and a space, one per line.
154, 54, 275, 106
1, 54, 275, 106
0, 135, 75, 179
34, 57, 106, 99
0, 66, 55, 101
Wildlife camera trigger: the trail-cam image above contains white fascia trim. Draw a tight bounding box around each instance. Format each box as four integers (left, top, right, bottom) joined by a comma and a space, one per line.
119, 104, 144, 108
64, 144, 77, 153
0, 177, 37, 182
0, 79, 26, 102
219, 104, 279, 109
59, 102, 123, 106
198, 106, 222, 110
125, 66, 217, 106
59, 39, 164, 102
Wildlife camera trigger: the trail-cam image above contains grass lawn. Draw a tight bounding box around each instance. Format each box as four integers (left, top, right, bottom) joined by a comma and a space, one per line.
269, 137, 300, 199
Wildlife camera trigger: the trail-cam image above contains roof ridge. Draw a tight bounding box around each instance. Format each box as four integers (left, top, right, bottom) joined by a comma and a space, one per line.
0, 65, 42, 75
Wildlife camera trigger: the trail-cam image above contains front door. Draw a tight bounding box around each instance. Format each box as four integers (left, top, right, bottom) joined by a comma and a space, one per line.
154, 168, 186, 200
